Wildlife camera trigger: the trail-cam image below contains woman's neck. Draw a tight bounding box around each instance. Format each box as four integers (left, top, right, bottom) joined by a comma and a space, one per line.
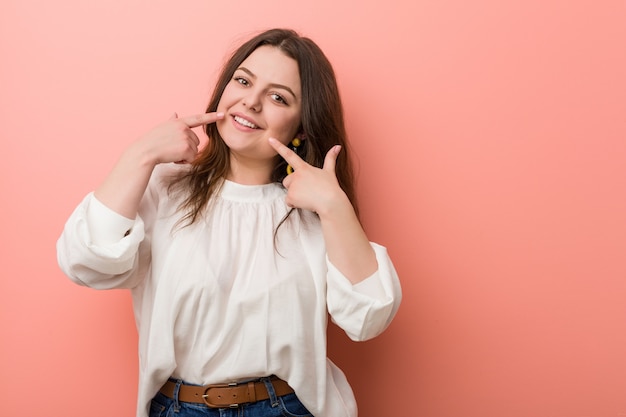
227, 155, 274, 185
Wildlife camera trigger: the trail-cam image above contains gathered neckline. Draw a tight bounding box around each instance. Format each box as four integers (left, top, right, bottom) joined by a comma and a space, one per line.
219, 179, 285, 202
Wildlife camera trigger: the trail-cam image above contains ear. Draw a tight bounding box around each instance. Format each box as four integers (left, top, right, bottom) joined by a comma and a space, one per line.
294, 124, 306, 139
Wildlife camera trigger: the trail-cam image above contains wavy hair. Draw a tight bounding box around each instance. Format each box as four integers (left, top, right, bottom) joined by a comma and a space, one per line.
171, 28, 358, 226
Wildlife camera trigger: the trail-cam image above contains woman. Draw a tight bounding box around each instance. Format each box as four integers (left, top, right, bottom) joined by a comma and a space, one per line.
57, 28, 401, 417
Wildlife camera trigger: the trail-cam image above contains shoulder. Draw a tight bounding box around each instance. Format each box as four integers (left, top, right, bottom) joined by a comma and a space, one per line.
150, 163, 189, 188
146, 162, 190, 201
296, 209, 323, 242
153, 162, 189, 181
298, 209, 320, 226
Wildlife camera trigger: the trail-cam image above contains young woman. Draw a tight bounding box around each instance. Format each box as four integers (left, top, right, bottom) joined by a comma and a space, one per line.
57, 28, 401, 417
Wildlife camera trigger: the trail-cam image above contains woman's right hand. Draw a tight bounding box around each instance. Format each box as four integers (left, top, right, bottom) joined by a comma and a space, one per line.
93, 112, 224, 219
134, 112, 225, 165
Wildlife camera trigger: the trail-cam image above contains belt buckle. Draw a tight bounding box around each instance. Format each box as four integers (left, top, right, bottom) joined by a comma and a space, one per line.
202, 382, 240, 408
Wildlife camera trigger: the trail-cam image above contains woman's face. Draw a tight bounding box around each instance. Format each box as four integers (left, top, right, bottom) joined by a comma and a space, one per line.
216, 45, 302, 168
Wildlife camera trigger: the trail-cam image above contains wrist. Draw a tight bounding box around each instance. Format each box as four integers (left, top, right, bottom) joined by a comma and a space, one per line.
126, 139, 160, 169
316, 189, 354, 221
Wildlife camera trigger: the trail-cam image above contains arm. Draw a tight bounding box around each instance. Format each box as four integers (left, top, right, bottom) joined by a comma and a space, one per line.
57, 112, 224, 289
268, 138, 376, 284
95, 112, 224, 220
326, 242, 402, 341
268, 137, 402, 339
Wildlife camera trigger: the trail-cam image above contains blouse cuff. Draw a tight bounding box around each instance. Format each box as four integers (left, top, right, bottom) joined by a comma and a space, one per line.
326, 257, 390, 303
352, 271, 387, 300
86, 194, 136, 245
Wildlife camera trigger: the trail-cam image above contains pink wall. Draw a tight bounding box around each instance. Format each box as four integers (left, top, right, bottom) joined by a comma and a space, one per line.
2, 0, 625, 416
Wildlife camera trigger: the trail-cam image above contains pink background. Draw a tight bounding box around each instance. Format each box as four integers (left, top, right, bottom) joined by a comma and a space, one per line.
2, 0, 625, 416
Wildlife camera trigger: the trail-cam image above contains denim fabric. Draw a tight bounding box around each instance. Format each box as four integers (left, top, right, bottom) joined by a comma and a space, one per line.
149, 378, 313, 417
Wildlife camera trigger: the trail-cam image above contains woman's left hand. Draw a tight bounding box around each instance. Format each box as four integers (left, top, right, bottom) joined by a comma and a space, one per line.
268, 137, 349, 216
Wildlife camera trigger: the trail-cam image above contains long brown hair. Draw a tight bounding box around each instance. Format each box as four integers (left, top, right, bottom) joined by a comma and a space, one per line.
171, 28, 358, 226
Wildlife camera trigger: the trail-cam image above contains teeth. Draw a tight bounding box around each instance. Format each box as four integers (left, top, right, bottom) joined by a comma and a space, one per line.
234, 116, 257, 129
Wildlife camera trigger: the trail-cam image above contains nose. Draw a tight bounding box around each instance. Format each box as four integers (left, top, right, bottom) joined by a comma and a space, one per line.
242, 90, 262, 112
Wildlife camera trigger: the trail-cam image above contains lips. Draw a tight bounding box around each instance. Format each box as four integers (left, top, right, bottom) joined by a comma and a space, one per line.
233, 115, 259, 129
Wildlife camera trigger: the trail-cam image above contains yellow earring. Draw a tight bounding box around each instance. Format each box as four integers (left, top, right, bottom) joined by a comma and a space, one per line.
286, 137, 302, 175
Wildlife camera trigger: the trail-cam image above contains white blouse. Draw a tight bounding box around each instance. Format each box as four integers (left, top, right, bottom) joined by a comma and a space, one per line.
57, 163, 402, 417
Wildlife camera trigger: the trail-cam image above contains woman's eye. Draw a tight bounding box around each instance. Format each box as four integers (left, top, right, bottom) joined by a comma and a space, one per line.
234, 77, 249, 86
271, 93, 286, 104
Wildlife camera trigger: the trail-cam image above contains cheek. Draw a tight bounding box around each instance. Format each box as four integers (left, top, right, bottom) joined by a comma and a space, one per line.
271, 113, 301, 141
217, 85, 238, 110
216, 119, 226, 138
216, 97, 230, 113
271, 129, 297, 147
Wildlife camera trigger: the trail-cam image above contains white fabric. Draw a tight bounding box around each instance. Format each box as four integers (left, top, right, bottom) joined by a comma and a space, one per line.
57, 163, 402, 417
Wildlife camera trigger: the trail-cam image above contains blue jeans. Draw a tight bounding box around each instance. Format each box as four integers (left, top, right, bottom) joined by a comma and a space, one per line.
149, 378, 314, 417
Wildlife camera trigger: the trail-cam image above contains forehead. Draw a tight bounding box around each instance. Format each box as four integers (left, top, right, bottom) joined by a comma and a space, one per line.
238, 46, 301, 96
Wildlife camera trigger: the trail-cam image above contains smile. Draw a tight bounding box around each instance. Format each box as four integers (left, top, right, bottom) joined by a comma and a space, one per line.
233, 115, 259, 129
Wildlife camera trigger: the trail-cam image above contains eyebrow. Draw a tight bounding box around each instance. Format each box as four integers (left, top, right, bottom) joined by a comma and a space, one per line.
236, 67, 298, 100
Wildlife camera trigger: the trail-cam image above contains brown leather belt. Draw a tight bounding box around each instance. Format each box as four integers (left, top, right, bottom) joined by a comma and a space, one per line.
159, 376, 294, 408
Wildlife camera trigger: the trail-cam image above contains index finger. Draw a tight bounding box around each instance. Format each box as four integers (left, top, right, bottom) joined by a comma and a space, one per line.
179, 112, 225, 128
268, 137, 305, 169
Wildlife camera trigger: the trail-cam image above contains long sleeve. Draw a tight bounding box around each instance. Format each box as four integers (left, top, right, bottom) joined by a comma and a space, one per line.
326, 242, 402, 341
56, 192, 151, 290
